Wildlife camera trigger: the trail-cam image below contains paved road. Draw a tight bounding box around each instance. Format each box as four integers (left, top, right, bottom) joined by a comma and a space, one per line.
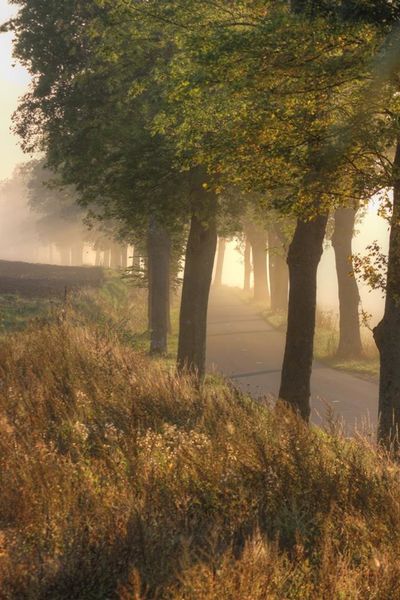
206, 288, 378, 435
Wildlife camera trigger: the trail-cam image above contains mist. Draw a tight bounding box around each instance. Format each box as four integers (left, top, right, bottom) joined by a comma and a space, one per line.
318, 203, 389, 328
0, 169, 41, 263
220, 203, 389, 332
0, 166, 132, 269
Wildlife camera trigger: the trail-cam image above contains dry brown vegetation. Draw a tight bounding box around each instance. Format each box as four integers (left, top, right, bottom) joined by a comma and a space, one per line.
0, 292, 399, 599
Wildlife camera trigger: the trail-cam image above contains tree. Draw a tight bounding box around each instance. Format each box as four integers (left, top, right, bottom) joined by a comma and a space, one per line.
148, 219, 171, 354
148, 0, 379, 418
374, 139, 400, 446
332, 206, 363, 359
109, 242, 128, 270
326, 1, 400, 446
213, 238, 226, 288
9, 0, 393, 412
243, 236, 252, 293
9, 0, 231, 373
9, 0, 188, 358
268, 222, 289, 313
279, 215, 328, 419
25, 160, 89, 267
178, 210, 217, 376
246, 222, 270, 304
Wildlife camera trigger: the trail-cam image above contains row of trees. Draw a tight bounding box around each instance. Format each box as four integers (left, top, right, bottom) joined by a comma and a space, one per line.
218, 203, 363, 363
6, 0, 400, 445
0, 162, 131, 269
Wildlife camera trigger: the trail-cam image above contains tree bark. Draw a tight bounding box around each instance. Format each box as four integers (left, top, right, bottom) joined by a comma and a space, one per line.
95, 249, 101, 267
247, 224, 270, 304
146, 254, 152, 331
268, 224, 289, 312
213, 238, 226, 287
374, 139, 400, 447
167, 283, 173, 335
243, 236, 252, 293
279, 215, 328, 420
177, 213, 217, 378
147, 220, 171, 355
332, 207, 363, 359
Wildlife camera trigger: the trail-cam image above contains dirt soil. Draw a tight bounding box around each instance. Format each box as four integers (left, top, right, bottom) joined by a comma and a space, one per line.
0, 260, 104, 298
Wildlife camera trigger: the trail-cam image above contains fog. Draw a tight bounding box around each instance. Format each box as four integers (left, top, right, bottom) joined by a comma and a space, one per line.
0, 167, 131, 268
0, 0, 390, 319
0, 0, 390, 331
0, 159, 389, 332
0, 2, 133, 269
0, 169, 41, 263
221, 202, 389, 330
318, 203, 389, 327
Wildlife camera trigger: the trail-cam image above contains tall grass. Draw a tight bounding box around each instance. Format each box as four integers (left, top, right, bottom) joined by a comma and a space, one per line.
0, 294, 60, 334
260, 298, 380, 379
0, 299, 399, 598
313, 309, 380, 379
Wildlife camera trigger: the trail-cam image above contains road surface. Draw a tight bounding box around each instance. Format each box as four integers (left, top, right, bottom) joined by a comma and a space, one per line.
206, 288, 378, 435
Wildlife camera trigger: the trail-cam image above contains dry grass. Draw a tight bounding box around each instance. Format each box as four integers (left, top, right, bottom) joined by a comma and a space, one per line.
313, 310, 380, 381
0, 300, 399, 599
258, 301, 380, 381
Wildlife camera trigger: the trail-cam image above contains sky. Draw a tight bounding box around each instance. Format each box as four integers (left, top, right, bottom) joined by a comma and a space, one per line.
0, 0, 31, 181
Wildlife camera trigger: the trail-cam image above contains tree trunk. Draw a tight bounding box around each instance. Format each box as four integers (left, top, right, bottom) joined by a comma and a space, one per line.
110, 243, 121, 269
95, 249, 101, 266
279, 215, 328, 420
103, 249, 111, 268
146, 254, 152, 331
177, 213, 217, 378
247, 224, 270, 304
332, 207, 363, 359
269, 224, 289, 312
59, 246, 71, 266
213, 238, 226, 287
374, 139, 400, 447
167, 283, 172, 335
147, 220, 170, 355
71, 243, 84, 266
132, 248, 141, 274
120, 246, 128, 269
243, 236, 252, 293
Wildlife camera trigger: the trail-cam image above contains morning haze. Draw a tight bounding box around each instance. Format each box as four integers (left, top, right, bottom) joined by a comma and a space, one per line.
1, 2, 400, 597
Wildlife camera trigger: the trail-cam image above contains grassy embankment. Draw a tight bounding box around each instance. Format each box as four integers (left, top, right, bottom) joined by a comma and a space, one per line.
0, 273, 179, 360
0, 293, 57, 334
0, 274, 399, 598
237, 289, 379, 381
